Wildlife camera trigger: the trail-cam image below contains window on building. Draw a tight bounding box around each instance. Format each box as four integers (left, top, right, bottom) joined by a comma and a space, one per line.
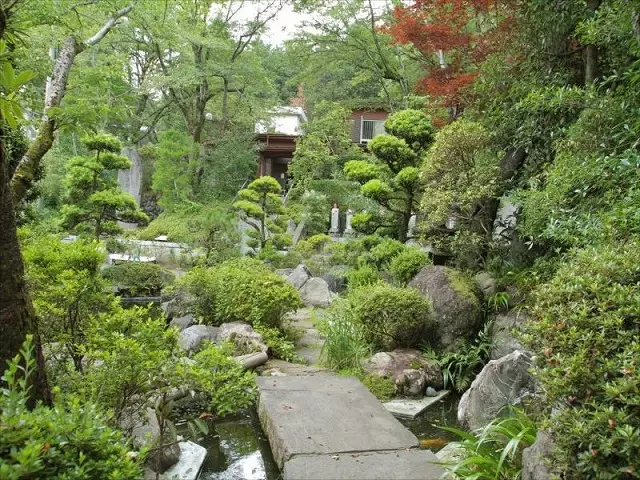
360, 119, 386, 143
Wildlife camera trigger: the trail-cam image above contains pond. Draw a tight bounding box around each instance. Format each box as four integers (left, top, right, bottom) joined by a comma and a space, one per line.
176, 409, 280, 480
399, 394, 461, 452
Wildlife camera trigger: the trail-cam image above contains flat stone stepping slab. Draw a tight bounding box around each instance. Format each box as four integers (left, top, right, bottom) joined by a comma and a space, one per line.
258, 359, 334, 377
256, 376, 443, 479
283, 450, 445, 480
384, 390, 451, 420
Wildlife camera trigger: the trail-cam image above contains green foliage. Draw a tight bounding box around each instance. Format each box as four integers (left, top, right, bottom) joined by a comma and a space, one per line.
524, 241, 640, 477
425, 322, 494, 393
176, 342, 256, 416
388, 247, 431, 285
253, 322, 302, 363
345, 264, 382, 290
288, 101, 365, 191
319, 298, 371, 372
299, 190, 330, 235
0, 40, 33, 129
22, 235, 111, 372
151, 130, 195, 208
234, 176, 289, 251
61, 132, 148, 238
442, 409, 537, 480
367, 238, 405, 268
348, 284, 432, 350
361, 374, 396, 401
344, 108, 434, 241
0, 337, 142, 479
175, 258, 302, 327
420, 119, 499, 264
102, 262, 175, 297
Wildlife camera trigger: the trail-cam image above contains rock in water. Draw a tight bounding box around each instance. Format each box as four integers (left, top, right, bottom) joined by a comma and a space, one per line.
457, 350, 536, 431
408, 266, 482, 350
299, 277, 332, 307
178, 325, 219, 354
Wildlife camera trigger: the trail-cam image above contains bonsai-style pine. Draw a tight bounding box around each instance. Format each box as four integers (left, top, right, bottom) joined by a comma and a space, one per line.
344, 109, 435, 242
233, 176, 290, 251
61, 133, 148, 239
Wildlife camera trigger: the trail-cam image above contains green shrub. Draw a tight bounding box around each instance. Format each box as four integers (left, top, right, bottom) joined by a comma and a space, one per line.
319, 298, 371, 371
349, 284, 433, 350
442, 408, 537, 479
368, 238, 405, 269
389, 247, 431, 285
524, 241, 640, 477
0, 338, 143, 479
102, 262, 175, 297
175, 258, 302, 327
253, 322, 303, 363
362, 374, 396, 401
346, 264, 382, 290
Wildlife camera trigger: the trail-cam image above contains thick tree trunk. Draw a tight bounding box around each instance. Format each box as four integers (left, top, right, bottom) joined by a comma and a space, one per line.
0, 134, 51, 405
584, 0, 601, 85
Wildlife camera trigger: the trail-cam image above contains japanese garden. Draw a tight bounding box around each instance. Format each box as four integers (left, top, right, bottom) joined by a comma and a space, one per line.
1, 0, 639, 479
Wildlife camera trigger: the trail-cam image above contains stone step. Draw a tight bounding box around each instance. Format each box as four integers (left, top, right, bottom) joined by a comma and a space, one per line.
256, 376, 444, 479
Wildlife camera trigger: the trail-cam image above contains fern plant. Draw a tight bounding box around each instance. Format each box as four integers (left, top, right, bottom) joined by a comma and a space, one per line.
425, 321, 494, 392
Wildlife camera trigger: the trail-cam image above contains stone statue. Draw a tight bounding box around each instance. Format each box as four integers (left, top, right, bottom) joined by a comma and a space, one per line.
329, 202, 340, 234
344, 208, 354, 235
407, 213, 417, 238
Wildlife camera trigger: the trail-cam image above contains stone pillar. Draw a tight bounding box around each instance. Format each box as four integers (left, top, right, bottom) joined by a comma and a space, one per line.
329, 203, 340, 234
344, 209, 354, 235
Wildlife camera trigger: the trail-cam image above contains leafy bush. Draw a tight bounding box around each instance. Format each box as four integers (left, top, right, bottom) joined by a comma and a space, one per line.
368, 238, 406, 269
0, 338, 142, 479
175, 257, 302, 327
253, 322, 302, 363
389, 247, 431, 285
346, 264, 382, 290
319, 298, 371, 371
425, 321, 494, 393
362, 374, 396, 401
102, 262, 175, 296
349, 284, 433, 350
177, 342, 256, 416
442, 408, 537, 479
524, 241, 640, 477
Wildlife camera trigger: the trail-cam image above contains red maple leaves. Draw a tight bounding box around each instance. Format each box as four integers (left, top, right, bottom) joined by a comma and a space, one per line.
390, 0, 514, 114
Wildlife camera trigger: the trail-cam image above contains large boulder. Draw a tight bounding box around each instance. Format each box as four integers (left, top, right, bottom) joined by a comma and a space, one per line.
457, 350, 536, 431
322, 265, 348, 293
169, 314, 194, 332
161, 299, 179, 321
408, 266, 482, 350
217, 322, 268, 353
522, 431, 554, 480
275, 268, 294, 278
286, 264, 312, 290
178, 325, 219, 354
490, 310, 526, 360
362, 349, 443, 398
299, 277, 332, 307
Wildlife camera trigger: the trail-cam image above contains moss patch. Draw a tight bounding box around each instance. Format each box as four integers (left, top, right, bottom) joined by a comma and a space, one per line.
444, 268, 480, 307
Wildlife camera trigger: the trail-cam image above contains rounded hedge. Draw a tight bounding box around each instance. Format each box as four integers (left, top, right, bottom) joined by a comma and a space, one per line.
349, 284, 433, 350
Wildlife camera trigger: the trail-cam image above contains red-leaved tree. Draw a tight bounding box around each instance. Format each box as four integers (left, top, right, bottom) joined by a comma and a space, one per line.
390, 0, 513, 118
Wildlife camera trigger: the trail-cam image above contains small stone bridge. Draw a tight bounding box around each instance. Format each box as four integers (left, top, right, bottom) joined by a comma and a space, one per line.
256, 375, 444, 480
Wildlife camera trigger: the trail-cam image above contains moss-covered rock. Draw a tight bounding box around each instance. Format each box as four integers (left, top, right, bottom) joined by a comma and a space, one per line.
408, 265, 482, 350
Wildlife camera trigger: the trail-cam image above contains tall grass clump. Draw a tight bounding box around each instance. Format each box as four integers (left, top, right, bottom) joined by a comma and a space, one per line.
319, 298, 371, 372
441, 408, 537, 479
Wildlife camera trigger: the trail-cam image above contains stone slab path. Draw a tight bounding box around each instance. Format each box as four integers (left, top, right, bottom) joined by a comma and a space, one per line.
286, 308, 324, 365
256, 376, 444, 480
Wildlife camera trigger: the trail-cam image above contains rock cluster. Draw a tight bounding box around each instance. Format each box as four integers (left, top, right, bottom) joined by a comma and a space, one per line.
285, 264, 334, 307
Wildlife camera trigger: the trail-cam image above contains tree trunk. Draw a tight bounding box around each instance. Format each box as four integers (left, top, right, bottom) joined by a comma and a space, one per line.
584, 0, 601, 85
0, 132, 51, 405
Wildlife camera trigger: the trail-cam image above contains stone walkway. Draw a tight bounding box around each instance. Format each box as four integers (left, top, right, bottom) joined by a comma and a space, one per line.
256, 309, 444, 480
